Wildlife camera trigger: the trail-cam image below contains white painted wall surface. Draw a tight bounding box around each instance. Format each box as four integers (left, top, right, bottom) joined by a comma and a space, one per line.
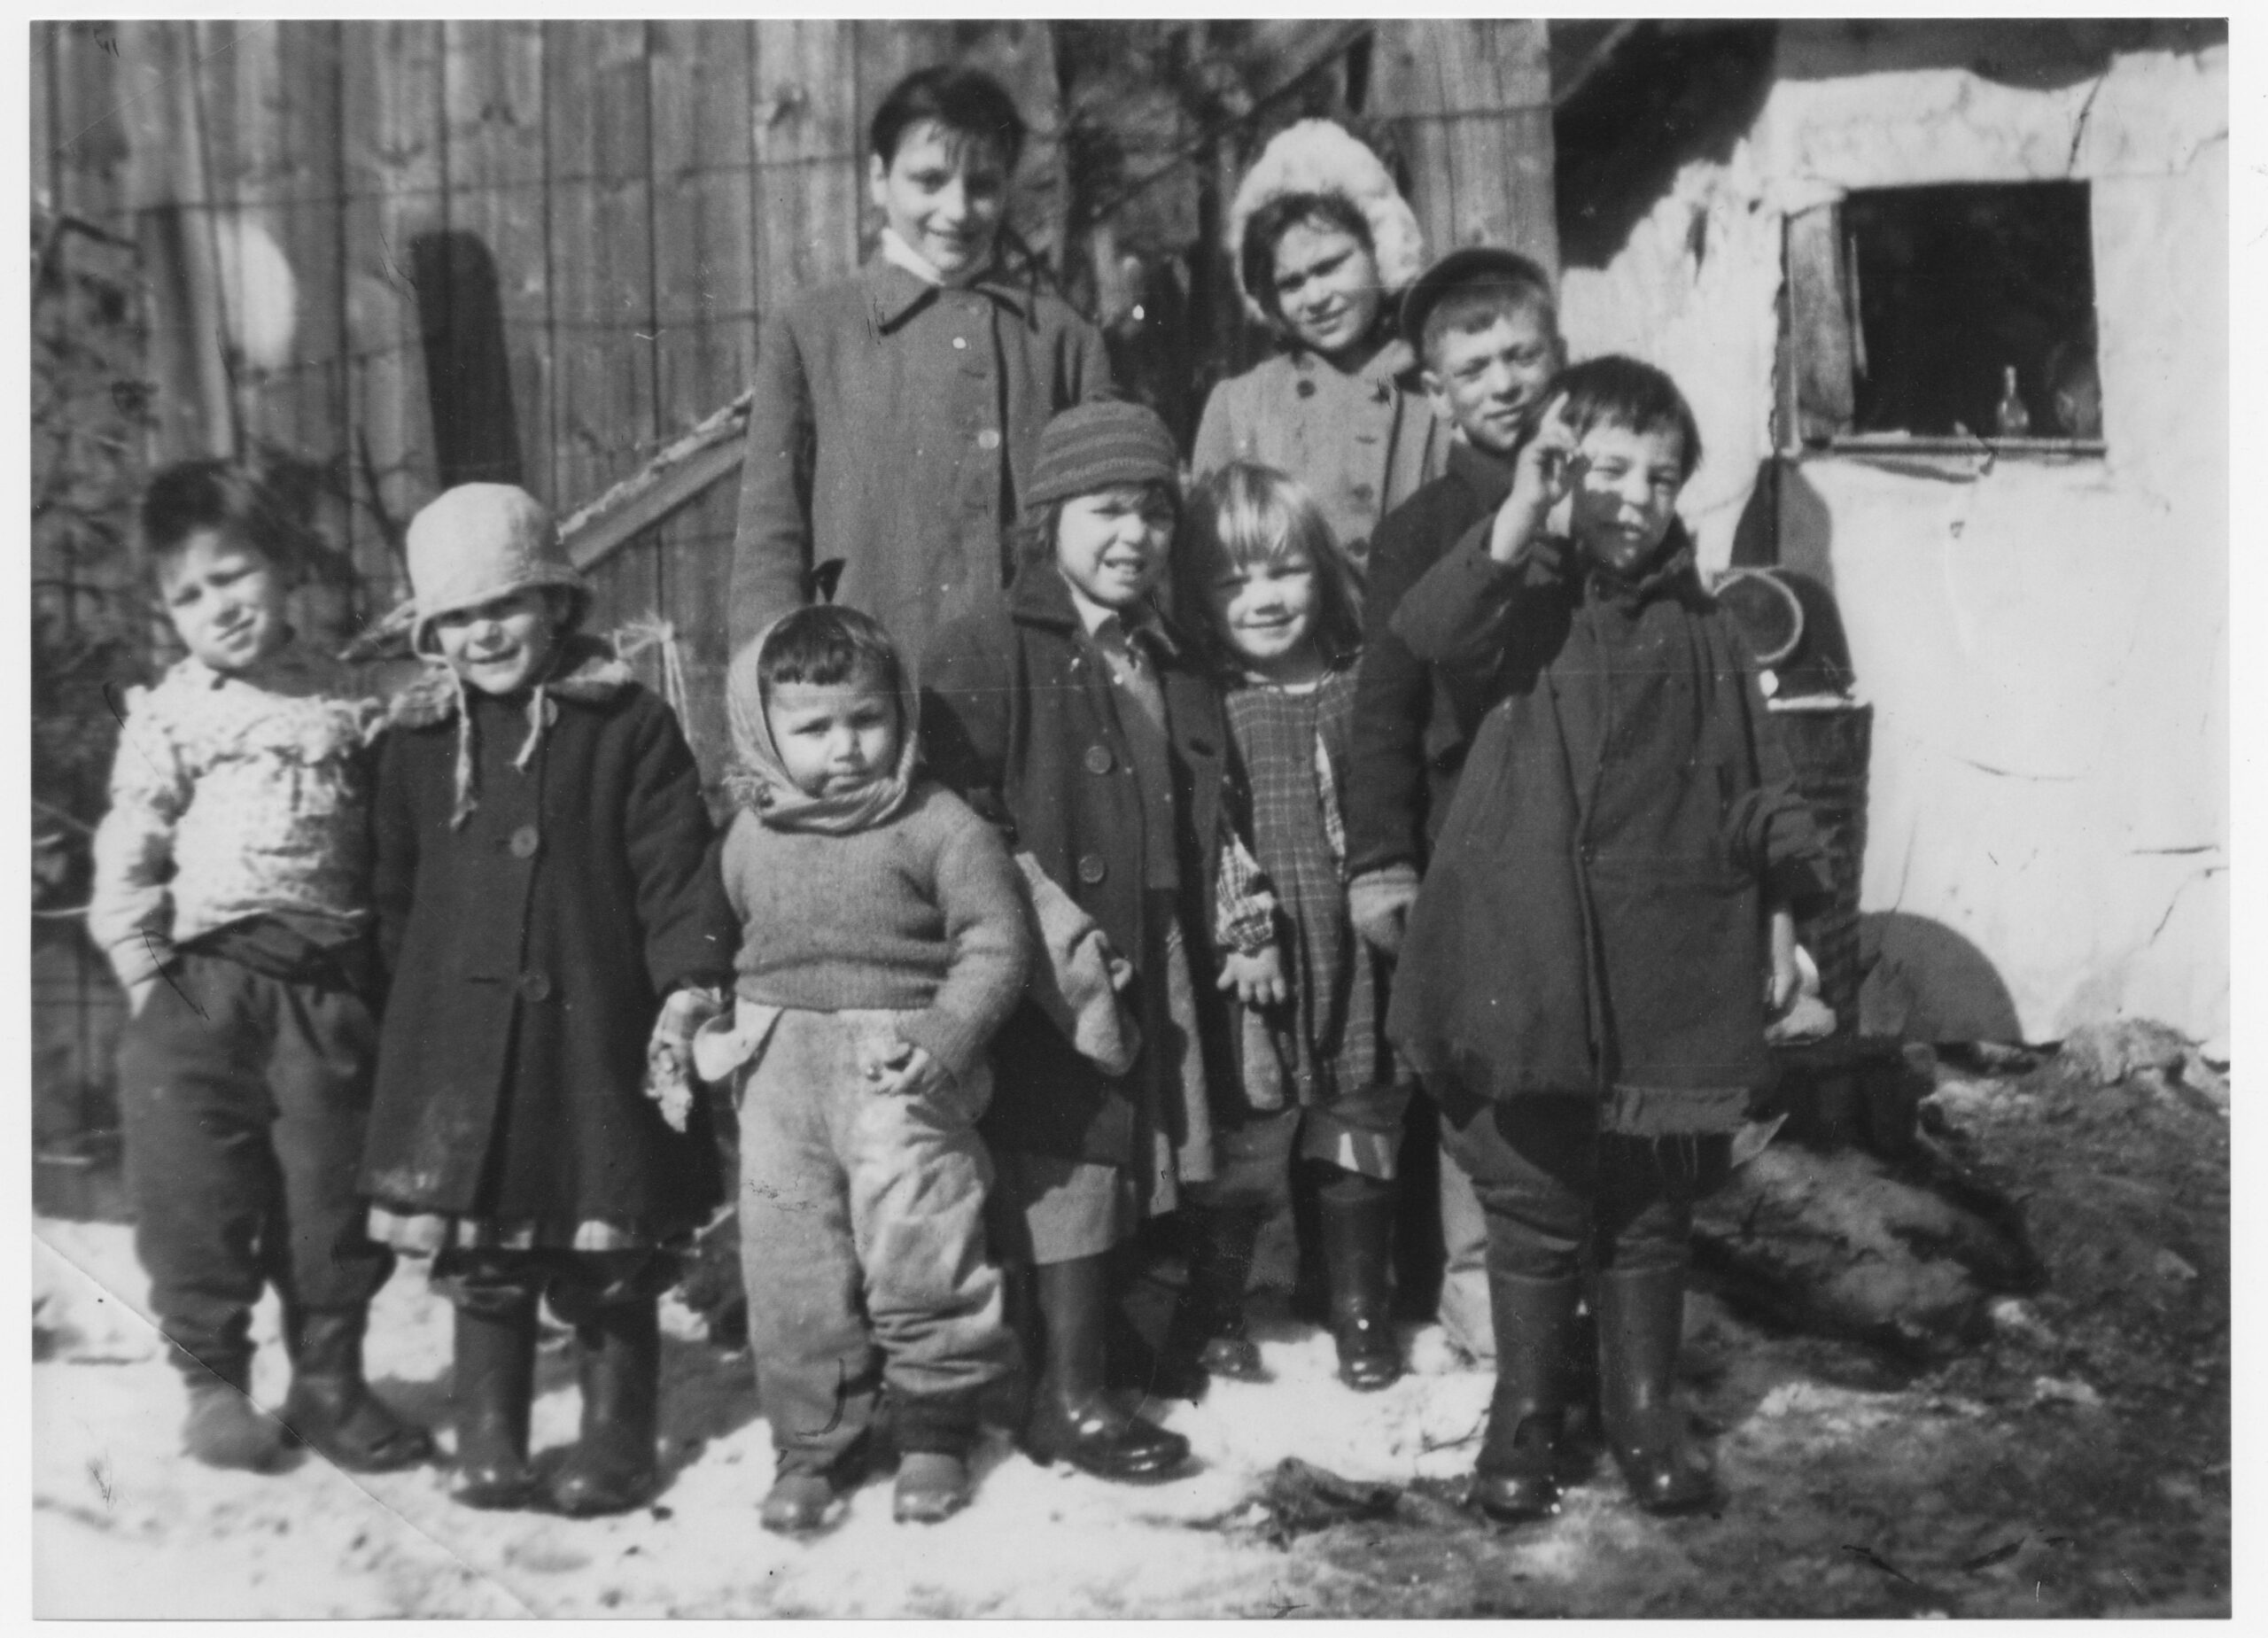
1557, 25, 2227, 1047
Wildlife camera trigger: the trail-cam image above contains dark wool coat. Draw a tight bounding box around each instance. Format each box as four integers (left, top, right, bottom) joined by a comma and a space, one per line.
729, 257, 1112, 672
1346, 440, 1518, 879
361, 642, 736, 1229
1385, 527, 1834, 1135
920, 567, 1240, 1168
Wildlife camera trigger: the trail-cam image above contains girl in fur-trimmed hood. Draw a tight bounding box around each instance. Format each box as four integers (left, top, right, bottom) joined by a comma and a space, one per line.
1193, 118, 1448, 574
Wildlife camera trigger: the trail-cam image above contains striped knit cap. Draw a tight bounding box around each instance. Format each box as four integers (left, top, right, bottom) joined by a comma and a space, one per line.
1024, 399, 1181, 508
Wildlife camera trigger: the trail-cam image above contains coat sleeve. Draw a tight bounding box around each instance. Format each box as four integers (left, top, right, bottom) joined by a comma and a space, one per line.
1345, 506, 1440, 878
620, 697, 738, 996
367, 726, 421, 982
729, 307, 817, 668
1721, 651, 1837, 915
897, 807, 1032, 1082
918, 616, 1017, 840
87, 686, 189, 987
1190, 378, 1239, 479
1391, 521, 1570, 675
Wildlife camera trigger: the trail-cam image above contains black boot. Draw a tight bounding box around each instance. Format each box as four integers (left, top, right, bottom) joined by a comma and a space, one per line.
279, 1308, 435, 1472
1020, 1253, 1192, 1481
1318, 1170, 1402, 1391
180, 1349, 290, 1472
1162, 1203, 1270, 1393
451, 1296, 540, 1510
550, 1299, 663, 1517
1596, 1266, 1719, 1515
1470, 1273, 1581, 1522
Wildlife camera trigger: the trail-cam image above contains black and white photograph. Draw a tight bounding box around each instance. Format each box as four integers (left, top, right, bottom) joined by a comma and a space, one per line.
26, 14, 2233, 1619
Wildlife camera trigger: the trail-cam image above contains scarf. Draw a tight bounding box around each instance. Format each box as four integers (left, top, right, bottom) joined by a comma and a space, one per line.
722, 617, 921, 835
385, 634, 633, 829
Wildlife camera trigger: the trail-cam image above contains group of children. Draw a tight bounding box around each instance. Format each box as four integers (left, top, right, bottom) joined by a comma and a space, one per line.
90, 64, 1829, 1541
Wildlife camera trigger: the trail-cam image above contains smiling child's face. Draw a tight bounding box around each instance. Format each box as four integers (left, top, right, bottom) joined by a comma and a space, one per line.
1566, 420, 1688, 578
765, 675, 901, 798
1054, 485, 1175, 612
1208, 547, 1322, 679
431, 588, 563, 696
868, 120, 1009, 285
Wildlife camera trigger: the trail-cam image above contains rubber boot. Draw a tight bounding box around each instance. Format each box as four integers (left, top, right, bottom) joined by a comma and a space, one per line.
1470, 1272, 1582, 1522
181, 1353, 290, 1472
1318, 1170, 1403, 1391
550, 1299, 663, 1516
279, 1308, 435, 1472
1162, 1202, 1270, 1393
451, 1296, 540, 1510
893, 1392, 982, 1524
1596, 1265, 1719, 1515
1020, 1254, 1191, 1481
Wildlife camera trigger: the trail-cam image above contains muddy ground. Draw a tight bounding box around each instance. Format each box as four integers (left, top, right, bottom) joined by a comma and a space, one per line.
32, 1052, 2229, 1619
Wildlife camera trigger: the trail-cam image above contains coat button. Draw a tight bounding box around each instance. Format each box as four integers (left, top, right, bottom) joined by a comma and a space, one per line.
1076, 853, 1107, 885
508, 825, 540, 859
976, 428, 1002, 450
1350, 482, 1375, 502
952, 336, 968, 350
1084, 745, 1114, 775
518, 971, 553, 1003
1296, 379, 1317, 399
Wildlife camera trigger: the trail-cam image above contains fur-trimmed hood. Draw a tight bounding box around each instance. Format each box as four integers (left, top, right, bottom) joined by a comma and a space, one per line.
1226, 119, 1426, 328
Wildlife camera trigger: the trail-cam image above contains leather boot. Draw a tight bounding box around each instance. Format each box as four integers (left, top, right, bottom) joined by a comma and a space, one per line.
1318, 1170, 1402, 1391
181, 1352, 290, 1472
1162, 1203, 1270, 1393
1020, 1254, 1191, 1481
1470, 1272, 1581, 1521
279, 1308, 434, 1472
1596, 1265, 1719, 1515
451, 1296, 540, 1510
893, 1391, 982, 1524
550, 1299, 663, 1516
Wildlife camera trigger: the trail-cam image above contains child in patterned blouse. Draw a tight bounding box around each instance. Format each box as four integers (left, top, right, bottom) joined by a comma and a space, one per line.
90, 460, 430, 1476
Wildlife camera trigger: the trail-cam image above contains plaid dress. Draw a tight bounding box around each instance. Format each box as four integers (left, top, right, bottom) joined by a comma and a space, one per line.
1223, 665, 1390, 1107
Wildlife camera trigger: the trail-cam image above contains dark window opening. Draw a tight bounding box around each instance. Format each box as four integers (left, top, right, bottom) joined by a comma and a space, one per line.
1784, 181, 2101, 450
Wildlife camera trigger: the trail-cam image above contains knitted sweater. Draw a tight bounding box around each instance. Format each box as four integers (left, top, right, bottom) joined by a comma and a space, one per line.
718, 780, 1029, 1080
89, 640, 382, 987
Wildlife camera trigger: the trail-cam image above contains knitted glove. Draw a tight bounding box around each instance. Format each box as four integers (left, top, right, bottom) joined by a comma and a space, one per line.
646, 986, 726, 1131
1348, 865, 1421, 958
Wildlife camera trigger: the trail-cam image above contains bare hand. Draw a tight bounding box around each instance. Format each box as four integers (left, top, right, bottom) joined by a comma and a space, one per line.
1766, 906, 1800, 1014
1217, 944, 1289, 1008
1348, 869, 1419, 957
127, 975, 158, 1019
1488, 392, 1581, 564
869, 1041, 951, 1099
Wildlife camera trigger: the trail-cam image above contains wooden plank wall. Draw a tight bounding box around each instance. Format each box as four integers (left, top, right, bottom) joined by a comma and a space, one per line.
32, 19, 1063, 775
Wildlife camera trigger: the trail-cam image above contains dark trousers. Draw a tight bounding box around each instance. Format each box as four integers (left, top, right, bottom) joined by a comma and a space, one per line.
435, 1247, 679, 1325
113, 950, 392, 1384
1438, 1094, 1728, 1280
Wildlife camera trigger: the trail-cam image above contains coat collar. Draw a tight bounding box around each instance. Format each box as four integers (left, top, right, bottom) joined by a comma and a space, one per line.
1583, 524, 1703, 610
862, 254, 1033, 334
384, 633, 633, 730
1284, 335, 1425, 401
1007, 563, 1189, 662
1447, 438, 1516, 506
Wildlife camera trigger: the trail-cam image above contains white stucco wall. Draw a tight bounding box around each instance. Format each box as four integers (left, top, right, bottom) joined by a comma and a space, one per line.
1557, 26, 2228, 1048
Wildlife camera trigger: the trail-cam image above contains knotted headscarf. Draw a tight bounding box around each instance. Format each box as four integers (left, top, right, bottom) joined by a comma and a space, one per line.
723, 615, 921, 835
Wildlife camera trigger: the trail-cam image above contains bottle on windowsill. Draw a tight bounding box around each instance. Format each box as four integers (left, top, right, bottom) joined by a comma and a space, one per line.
1994, 364, 2031, 438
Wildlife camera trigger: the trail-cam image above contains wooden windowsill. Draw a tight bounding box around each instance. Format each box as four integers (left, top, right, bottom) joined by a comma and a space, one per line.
1798, 434, 2107, 461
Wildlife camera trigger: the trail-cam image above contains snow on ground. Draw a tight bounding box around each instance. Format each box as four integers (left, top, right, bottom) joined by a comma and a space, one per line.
34, 1218, 1495, 1619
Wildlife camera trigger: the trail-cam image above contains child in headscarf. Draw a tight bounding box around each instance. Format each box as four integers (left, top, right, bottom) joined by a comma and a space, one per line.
700, 604, 1029, 1533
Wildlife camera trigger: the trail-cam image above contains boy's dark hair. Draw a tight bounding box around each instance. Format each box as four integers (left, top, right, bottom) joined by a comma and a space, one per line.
1239, 191, 1375, 327
1009, 481, 1181, 572
140, 458, 307, 580
870, 66, 1025, 175
758, 603, 904, 696
1544, 354, 1705, 481
1177, 462, 1363, 672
